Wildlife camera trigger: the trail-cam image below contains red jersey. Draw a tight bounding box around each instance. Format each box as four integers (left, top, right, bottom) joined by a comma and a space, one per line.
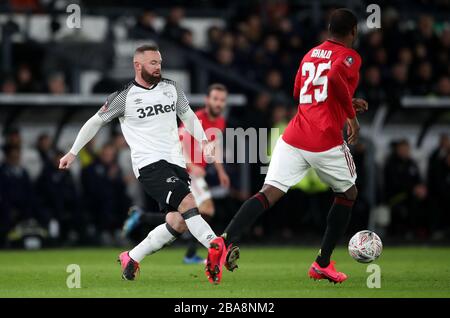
180, 108, 226, 168
283, 40, 361, 152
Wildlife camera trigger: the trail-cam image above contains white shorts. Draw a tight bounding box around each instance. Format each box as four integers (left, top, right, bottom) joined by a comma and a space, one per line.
265, 136, 356, 193
190, 175, 212, 206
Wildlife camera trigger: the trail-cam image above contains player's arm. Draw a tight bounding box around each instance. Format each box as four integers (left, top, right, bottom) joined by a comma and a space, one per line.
327, 62, 356, 119
346, 116, 360, 145
330, 53, 363, 116
352, 98, 368, 113
59, 91, 124, 169
214, 161, 230, 188
174, 82, 211, 157
328, 54, 362, 144
59, 114, 105, 169
179, 127, 207, 177
210, 133, 229, 187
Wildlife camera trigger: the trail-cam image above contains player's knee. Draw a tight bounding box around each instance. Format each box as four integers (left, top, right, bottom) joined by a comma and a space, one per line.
343, 185, 358, 201
165, 212, 187, 233
178, 193, 197, 213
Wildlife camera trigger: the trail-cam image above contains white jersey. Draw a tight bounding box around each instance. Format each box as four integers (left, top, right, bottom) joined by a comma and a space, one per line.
98, 79, 195, 178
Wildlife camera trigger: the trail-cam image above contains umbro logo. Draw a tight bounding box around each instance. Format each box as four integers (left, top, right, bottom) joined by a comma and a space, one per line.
134, 98, 143, 104
166, 176, 179, 183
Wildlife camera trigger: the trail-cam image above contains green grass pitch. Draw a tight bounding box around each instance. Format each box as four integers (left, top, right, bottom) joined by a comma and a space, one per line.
0, 246, 449, 298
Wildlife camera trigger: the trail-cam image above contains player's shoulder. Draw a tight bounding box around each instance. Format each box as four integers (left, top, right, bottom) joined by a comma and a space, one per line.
328, 41, 360, 63
342, 47, 361, 63
106, 81, 134, 103
160, 77, 179, 89
333, 46, 361, 71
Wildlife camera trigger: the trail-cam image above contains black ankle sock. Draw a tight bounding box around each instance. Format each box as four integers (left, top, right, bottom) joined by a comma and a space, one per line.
222, 192, 270, 245
316, 197, 353, 268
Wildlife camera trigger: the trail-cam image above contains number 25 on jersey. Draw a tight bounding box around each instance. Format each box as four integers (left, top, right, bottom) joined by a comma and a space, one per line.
299, 61, 331, 104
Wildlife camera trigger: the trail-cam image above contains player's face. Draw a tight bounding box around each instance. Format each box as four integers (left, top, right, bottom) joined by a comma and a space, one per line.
136, 50, 162, 85
205, 89, 227, 117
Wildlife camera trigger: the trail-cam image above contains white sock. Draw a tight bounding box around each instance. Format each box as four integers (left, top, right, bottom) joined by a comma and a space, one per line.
184, 214, 217, 248
129, 224, 177, 262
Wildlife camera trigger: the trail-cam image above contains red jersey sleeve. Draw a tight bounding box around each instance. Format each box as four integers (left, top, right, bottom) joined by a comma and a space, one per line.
328, 52, 361, 119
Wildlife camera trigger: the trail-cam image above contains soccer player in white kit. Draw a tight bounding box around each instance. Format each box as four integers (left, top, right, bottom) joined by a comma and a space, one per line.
59, 45, 228, 283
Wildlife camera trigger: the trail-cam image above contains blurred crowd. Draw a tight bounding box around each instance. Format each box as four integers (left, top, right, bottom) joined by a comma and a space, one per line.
1, 124, 449, 249
1, 2, 450, 248
0, 129, 133, 248
1, 4, 449, 104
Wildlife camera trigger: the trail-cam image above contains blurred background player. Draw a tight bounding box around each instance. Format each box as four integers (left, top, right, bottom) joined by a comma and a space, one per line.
207, 8, 369, 284
122, 83, 230, 264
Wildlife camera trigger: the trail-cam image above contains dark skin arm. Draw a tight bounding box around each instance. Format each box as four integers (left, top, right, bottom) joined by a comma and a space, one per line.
352, 98, 368, 113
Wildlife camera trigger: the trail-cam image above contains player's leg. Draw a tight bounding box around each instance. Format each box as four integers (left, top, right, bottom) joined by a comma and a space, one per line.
129, 211, 186, 262
131, 160, 217, 249
119, 212, 186, 280
305, 143, 357, 283
184, 177, 215, 264
177, 193, 217, 248
221, 184, 285, 246
316, 185, 357, 268
177, 192, 232, 284
208, 136, 310, 276
222, 136, 310, 246
118, 160, 205, 280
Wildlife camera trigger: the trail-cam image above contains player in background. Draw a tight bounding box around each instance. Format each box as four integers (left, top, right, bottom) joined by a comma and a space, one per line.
122, 83, 230, 264
59, 45, 230, 284
180, 83, 230, 262
207, 8, 369, 284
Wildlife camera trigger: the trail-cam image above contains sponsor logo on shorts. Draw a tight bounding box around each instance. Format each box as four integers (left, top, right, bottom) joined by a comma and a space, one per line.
166, 176, 179, 183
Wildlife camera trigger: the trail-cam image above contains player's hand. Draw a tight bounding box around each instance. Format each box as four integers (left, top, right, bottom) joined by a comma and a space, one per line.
352, 98, 368, 113
59, 152, 76, 170
346, 117, 360, 146
190, 164, 206, 178
218, 170, 230, 188
202, 140, 216, 163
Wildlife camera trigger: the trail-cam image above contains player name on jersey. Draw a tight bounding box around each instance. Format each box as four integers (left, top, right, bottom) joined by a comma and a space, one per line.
311, 49, 332, 59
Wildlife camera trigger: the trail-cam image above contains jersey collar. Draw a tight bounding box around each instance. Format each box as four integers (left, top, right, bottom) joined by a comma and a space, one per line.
133, 80, 158, 90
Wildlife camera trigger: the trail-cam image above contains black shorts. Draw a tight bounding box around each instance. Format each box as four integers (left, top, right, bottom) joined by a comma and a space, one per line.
138, 160, 191, 213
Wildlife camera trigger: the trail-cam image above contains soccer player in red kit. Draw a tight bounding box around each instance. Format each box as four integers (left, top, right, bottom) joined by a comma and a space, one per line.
206, 8, 368, 284
179, 83, 230, 264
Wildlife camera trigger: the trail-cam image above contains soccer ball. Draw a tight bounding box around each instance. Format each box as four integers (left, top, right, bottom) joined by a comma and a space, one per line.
348, 230, 383, 263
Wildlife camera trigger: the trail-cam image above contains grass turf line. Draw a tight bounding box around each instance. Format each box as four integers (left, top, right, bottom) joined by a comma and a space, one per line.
0, 247, 449, 298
